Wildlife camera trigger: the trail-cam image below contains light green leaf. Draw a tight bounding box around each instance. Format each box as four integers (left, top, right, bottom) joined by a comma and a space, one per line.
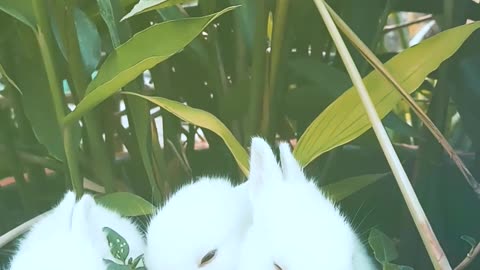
64, 6, 238, 126
0, 62, 22, 94
96, 192, 156, 216
122, 0, 194, 21
369, 228, 399, 264
323, 173, 388, 201
122, 92, 250, 176
0, 0, 36, 30
294, 22, 480, 166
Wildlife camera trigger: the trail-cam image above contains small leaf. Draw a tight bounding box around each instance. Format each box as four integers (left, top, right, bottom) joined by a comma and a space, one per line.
323, 173, 389, 202
64, 6, 238, 126
103, 227, 130, 263
104, 259, 132, 270
131, 254, 144, 268
383, 263, 414, 270
122, 0, 194, 21
294, 22, 480, 167
96, 192, 156, 217
122, 92, 250, 176
368, 228, 399, 264
460, 235, 477, 249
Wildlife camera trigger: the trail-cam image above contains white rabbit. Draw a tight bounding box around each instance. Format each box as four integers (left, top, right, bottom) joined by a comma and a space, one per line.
144, 176, 251, 270
7, 191, 145, 270
238, 137, 376, 270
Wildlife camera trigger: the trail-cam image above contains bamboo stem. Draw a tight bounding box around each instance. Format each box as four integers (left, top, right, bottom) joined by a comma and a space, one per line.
312, 1, 451, 269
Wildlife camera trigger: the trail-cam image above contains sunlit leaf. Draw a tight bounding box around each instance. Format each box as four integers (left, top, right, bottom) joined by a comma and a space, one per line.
64, 6, 238, 126
294, 22, 480, 166
122, 92, 250, 176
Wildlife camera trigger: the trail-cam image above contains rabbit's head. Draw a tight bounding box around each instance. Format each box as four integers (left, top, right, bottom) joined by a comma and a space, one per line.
145, 177, 251, 270
238, 137, 375, 270
8, 192, 145, 270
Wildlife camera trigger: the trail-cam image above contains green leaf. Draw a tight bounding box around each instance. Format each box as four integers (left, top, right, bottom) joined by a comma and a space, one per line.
104, 259, 132, 270
323, 173, 388, 202
96, 192, 156, 217
0, 62, 22, 94
460, 235, 477, 249
294, 22, 480, 166
64, 6, 238, 126
103, 227, 130, 263
122, 0, 194, 21
0, 0, 36, 30
122, 92, 250, 176
383, 263, 414, 270
368, 228, 399, 264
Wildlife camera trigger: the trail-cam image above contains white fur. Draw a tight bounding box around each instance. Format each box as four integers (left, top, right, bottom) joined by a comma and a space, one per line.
7, 191, 145, 270
238, 137, 376, 270
145, 177, 251, 270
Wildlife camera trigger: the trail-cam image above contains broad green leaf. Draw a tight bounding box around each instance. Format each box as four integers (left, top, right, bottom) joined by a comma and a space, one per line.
64, 6, 238, 126
103, 227, 130, 263
294, 22, 480, 166
0, 62, 22, 94
122, 92, 250, 176
368, 228, 399, 264
10, 25, 81, 161
0, 0, 36, 30
122, 0, 195, 21
323, 173, 388, 202
96, 192, 156, 216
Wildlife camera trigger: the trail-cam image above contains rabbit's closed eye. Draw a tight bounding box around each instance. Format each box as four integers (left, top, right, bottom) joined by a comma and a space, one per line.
274, 262, 283, 270
199, 249, 217, 267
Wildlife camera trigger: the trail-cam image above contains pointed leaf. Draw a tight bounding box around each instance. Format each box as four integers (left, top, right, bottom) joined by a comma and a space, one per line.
103, 227, 130, 263
96, 192, 156, 217
0, 62, 22, 94
64, 6, 238, 126
294, 22, 480, 166
323, 173, 388, 202
368, 228, 399, 264
122, 92, 249, 175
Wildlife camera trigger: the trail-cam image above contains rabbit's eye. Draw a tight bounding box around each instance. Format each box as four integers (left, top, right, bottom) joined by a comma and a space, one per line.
199, 249, 217, 267
274, 263, 283, 270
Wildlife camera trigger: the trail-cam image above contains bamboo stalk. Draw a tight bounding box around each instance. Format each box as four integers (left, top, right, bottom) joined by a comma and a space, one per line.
312, 1, 451, 269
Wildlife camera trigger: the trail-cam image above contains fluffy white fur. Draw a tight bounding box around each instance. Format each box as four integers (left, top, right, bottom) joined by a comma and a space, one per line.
7, 191, 145, 270
238, 137, 376, 270
145, 177, 251, 270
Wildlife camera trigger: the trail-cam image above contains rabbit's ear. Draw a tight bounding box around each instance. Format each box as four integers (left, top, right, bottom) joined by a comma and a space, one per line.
71, 194, 96, 234
50, 191, 76, 228
279, 142, 303, 180
248, 137, 282, 196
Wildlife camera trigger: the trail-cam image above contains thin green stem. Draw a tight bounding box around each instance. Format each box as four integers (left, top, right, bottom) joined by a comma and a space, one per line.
32, 0, 83, 197
59, 0, 116, 192
313, 1, 451, 269
246, 0, 268, 141
260, 0, 290, 141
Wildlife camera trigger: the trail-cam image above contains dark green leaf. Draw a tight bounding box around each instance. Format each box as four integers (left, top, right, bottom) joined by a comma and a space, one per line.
368, 228, 399, 264
103, 227, 130, 263
383, 263, 415, 270
104, 259, 132, 270
323, 173, 388, 201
